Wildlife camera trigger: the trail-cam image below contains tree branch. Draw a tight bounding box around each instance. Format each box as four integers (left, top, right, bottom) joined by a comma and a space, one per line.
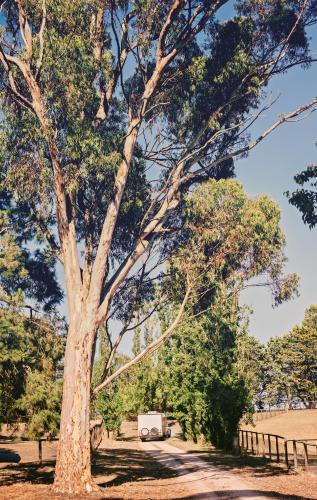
183, 97, 317, 184
94, 284, 191, 393
1, 18, 83, 312
28, 201, 63, 262
94, 6, 136, 120
35, 0, 47, 77
16, 0, 32, 59
0, 48, 34, 111
90, 0, 233, 321
156, 0, 186, 61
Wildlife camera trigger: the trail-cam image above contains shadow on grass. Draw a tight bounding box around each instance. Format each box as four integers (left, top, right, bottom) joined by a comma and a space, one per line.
115, 435, 138, 442
0, 447, 177, 489
93, 446, 178, 487
0, 434, 29, 443
0, 447, 21, 463
181, 447, 292, 478
0, 460, 55, 486
0, 435, 15, 443
181, 491, 310, 499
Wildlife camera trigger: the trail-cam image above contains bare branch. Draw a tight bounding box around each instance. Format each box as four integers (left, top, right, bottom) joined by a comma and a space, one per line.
101, 257, 149, 379
35, 0, 47, 77
156, 0, 186, 61
183, 97, 317, 183
95, 7, 136, 120
0, 48, 34, 110
16, 0, 32, 60
96, 208, 178, 326
265, 0, 309, 81
124, 301, 163, 333
94, 284, 191, 393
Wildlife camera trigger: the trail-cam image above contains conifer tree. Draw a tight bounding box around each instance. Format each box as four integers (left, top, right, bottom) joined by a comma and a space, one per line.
266, 305, 317, 407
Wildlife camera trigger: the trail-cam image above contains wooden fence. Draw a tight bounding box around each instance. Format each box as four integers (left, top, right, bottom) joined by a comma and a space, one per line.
238, 429, 317, 471
1, 419, 104, 465
252, 405, 317, 423
90, 419, 104, 451
253, 409, 287, 422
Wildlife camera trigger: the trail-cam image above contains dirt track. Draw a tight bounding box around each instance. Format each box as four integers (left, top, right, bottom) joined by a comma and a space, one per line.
140, 440, 273, 499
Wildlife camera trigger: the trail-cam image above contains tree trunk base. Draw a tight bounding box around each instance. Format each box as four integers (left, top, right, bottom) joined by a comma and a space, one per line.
52, 479, 101, 496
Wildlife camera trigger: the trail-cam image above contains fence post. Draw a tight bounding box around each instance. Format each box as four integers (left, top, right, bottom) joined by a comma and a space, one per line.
303, 442, 309, 470
251, 432, 255, 455
268, 434, 272, 461
255, 432, 259, 456
38, 439, 43, 464
284, 440, 289, 468
262, 433, 266, 458
276, 436, 280, 463
242, 430, 245, 450
293, 440, 298, 469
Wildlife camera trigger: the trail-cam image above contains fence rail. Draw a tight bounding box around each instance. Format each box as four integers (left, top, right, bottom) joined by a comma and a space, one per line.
253, 410, 287, 422
238, 429, 317, 471
252, 406, 317, 423
1, 419, 104, 464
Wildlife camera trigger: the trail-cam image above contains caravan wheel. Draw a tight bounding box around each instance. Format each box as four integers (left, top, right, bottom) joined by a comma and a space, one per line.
140, 427, 149, 441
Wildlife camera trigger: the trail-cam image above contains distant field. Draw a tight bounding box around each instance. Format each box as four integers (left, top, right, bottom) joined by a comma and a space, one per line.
243, 409, 317, 440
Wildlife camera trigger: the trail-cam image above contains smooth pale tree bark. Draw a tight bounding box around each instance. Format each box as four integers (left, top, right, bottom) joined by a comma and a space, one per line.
53, 313, 98, 493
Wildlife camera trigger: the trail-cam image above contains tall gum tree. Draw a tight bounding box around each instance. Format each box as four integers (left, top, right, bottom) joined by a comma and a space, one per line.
0, 0, 316, 494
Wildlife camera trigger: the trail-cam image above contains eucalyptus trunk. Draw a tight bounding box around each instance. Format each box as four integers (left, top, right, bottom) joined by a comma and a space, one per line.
53, 296, 99, 494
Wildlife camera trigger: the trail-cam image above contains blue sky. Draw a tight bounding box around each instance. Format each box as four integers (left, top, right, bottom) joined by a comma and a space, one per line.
208, 0, 317, 344
236, 59, 317, 342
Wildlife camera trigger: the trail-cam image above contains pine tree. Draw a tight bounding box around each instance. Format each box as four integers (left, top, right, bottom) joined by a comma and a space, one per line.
266, 305, 317, 407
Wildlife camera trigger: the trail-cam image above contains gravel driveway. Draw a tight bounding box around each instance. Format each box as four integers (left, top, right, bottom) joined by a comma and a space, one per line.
139, 440, 276, 499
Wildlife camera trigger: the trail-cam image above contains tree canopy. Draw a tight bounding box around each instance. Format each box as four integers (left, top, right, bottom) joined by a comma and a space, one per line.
0, 0, 315, 335
0, 0, 316, 493
265, 304, 317, 408
0, 185, 64, 432
0, 304, 65, 431
286, 160, 317, 229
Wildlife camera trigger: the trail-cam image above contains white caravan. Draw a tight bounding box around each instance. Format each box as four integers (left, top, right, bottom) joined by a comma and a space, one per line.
137, 411, 171, 441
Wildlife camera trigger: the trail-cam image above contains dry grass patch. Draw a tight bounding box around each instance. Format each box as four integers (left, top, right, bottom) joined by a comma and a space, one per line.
243, 410, 317, 440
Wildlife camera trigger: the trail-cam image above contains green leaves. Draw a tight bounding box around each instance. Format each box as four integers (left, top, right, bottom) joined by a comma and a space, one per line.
266, 304, 317, 407
0, 306, 65, 426
169, 179, 297, 308
155, 298, 253, 448
286, 163, 317, 229
18, 371, 62, 439
214, 46, 252, 85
